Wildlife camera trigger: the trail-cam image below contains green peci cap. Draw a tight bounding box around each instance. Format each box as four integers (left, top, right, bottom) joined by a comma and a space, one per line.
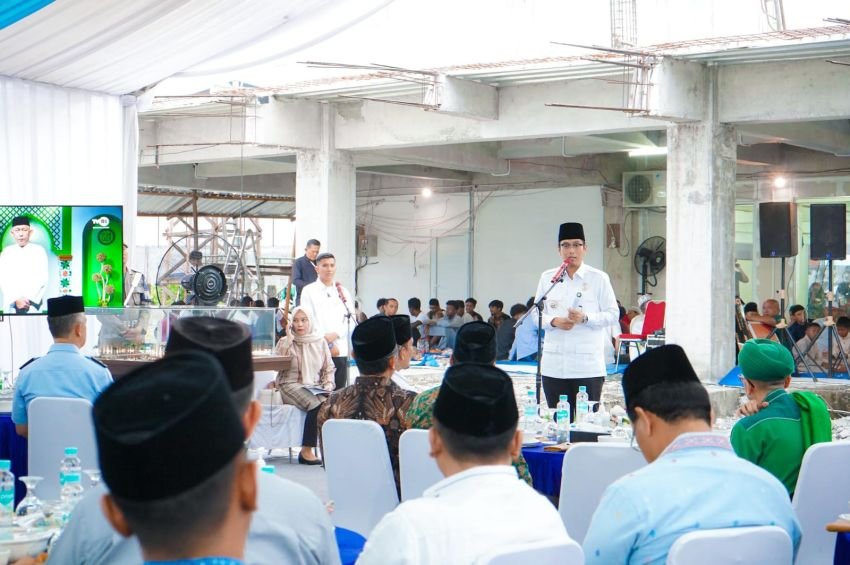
738, 338, 795, 381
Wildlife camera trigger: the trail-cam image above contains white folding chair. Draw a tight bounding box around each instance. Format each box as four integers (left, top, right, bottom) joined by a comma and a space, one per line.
558, 443, 646, 543
321, 419, 399, 537
792, 441, 850, 565
28, 397, 97, 500
666, 526, 793, 565
476, 539, 584, 565
399, 429, 444, 501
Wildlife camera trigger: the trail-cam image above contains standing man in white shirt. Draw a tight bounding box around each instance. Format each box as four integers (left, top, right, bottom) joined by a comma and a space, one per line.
357, 364, 570, 564
299, 253, 355, 390
0, 216, 49, 314
534, 222, 618, 415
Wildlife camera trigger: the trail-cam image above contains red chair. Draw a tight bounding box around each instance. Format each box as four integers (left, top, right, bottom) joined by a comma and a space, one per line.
615, 301, 666, 368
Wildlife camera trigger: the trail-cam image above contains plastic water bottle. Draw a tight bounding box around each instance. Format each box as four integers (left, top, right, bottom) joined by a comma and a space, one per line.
523, 390, 538, 433
556, 395, 571, 443
260, 465, 276, 475
576, 386, 590, 425
418, 337, 428, 355
59, 447, 82, 488
0, 460, 14, 528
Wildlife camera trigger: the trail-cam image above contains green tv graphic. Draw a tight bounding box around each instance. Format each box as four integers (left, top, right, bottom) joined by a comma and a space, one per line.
82, 214, 123, 307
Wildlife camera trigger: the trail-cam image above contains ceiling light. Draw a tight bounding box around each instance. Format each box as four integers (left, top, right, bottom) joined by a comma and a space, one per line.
628, 146, 668, 157
773, 176, 787, 189
421, 187, 433, 198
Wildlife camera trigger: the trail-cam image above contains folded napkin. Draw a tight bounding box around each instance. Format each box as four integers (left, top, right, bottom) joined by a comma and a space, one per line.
543, 442, 571, 452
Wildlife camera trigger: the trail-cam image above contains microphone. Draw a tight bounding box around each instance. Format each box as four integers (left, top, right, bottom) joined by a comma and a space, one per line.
335, 282, 347, 304
550, 261, 569, 283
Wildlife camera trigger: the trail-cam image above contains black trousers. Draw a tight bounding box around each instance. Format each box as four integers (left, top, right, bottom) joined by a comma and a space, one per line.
331, 356, 349, 390
542, 375, 604, 418
302, 406, 320, 447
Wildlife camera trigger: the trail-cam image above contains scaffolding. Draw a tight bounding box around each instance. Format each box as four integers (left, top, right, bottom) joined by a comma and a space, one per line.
610, 0, 638, 49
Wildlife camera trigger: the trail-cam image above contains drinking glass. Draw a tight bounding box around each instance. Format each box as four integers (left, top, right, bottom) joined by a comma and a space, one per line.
15, 476, 44, 518
83, 469, 102, 488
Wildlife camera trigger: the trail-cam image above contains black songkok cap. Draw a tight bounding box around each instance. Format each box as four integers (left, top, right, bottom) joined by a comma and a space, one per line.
352, 317, 396, 361
47, 295, 84, 317
434, 364, 518, 437
453, 322, 496, 365
93, 350, 244, 501
621, 344, 699, 408
166, 317, 254, 391
390, 315, 412, 345
11, 216, 29, 227
558, 222, 585, 243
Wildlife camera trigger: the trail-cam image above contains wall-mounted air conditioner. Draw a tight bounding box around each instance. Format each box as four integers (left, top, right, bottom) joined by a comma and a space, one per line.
623, 171, 667, 208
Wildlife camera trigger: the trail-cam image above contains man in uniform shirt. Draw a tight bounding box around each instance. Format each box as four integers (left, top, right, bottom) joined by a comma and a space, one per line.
299, 252, 354, 390
51, 317, 341, 565
12, 295, 112, 437
318, 317, 417, 495
732, 339, 831, 497
292, 239, 320, 306
358, 364, 570, 564
0, 216, 49, 314
93, 351, 255, 565
583, 345, 801, 564
534, 222, 618, 414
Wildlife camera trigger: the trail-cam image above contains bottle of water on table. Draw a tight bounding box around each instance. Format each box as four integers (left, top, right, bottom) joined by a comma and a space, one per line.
523, 390, 538, 434
556, 395, 571, 443
576, 386, 589, 424
59, 446, 82, 487
0, 460, 14, 528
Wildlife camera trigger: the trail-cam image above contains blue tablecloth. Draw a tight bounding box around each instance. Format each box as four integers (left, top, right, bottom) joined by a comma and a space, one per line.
521, 445, 564, 498
336, 526, 367, 565
836, 532, 850, 565
0, 412, 27, 505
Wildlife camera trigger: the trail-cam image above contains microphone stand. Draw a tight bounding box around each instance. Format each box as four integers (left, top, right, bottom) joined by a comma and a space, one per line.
515, 272, 566, 404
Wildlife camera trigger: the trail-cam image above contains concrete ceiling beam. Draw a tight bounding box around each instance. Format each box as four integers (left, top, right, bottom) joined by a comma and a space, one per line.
424, 75, 499, 120
738, 121, 850, 157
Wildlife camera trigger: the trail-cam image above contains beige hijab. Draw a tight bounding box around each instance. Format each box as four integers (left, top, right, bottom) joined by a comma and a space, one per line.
275, 306, 327, 385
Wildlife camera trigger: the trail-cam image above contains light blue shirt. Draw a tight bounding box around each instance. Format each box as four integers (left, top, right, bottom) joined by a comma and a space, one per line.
49, 472, 341, 565
11, 343, 113, 425
583, 432, 801, 565
145, 559, 243, 565
509, 314, 543, 361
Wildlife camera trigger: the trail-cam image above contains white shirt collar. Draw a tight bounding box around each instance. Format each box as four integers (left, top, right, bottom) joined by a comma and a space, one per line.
424, 465, 517, 498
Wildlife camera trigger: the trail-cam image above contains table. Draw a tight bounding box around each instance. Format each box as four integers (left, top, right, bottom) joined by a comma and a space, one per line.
0, 412, 27, 505
826, 520, 850, 565
335, 527, 367, 565
521, 445, 565, 499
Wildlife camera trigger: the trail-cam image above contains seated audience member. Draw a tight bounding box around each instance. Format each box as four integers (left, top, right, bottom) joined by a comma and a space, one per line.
487, 300, 510, 328
428, 298, 444, 320
745, 298, 781, 328
733, 339, 831, 497
808, 281, 826, 319
510, 297, 543, 362
390, 314, 418, 392
51, 318, 340, 565
408, 297, 429, 343
833, 316, 850, 364
423, 298, 445, 348
274, 307, 336, 465
318, 317, 417, 494
583, 345, 801, 564
268, 297, 284, 340
374, 298, 389, 317
12, 295, 112, 438
436, 300, 464, 349
93, 351, 256, 564
357, 364, 570, 564
496, 303, 525, 360
794, 322, 825, 373
629, 295, 652, 334
464, 298, 483, 322
787, 304, 807, 343
374, 298, 399, 318
407, 322, 532, 485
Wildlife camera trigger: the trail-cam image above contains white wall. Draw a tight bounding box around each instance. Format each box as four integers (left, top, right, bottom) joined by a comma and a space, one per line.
355, 186, 605, 317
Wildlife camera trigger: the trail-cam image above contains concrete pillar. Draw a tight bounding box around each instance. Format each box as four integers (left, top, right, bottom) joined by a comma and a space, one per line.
295, 104, 356, 290
665, 71, 737, 381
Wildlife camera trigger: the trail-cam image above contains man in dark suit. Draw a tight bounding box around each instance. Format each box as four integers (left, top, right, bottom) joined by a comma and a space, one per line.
292, 239, 320, 306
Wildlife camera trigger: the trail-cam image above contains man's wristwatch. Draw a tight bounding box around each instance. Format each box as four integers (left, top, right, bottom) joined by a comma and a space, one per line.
582, 314, 588, 324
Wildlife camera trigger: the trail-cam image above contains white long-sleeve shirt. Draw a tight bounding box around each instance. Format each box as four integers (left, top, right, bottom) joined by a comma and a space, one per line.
357, 465, 571, 565
533, 261, 619, 378
0, 242, 48, 310
299, 279, 355, 356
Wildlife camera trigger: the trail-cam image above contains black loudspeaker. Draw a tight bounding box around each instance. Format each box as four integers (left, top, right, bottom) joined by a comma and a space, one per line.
759, 202, 798, 258
810, 203, 847, 260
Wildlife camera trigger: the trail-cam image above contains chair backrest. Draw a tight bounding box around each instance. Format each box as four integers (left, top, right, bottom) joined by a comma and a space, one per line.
558, 443, 646, 543
321, 419, 399, 537
476, 538, 584, 565
641, 300, 666, 337
792, 441, 850, 565
399, 429, 444, 501
28, 397, 97, 500
666, 526, 793, 565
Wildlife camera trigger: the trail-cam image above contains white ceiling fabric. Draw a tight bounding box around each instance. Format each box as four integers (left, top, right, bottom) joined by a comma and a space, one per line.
0, 0, 393, 95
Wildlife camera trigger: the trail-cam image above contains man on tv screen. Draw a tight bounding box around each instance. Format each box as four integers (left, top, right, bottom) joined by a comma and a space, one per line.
0, 216, 48, 314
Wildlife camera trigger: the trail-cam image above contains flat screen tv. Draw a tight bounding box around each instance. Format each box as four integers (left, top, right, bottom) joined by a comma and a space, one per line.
0, 205, 124, 315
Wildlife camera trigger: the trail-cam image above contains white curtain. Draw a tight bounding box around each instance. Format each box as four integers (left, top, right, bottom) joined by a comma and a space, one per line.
0, 76, 137, 377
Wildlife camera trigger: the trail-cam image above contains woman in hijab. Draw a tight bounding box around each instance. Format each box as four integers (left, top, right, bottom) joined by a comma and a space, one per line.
274, 306, 336, 464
